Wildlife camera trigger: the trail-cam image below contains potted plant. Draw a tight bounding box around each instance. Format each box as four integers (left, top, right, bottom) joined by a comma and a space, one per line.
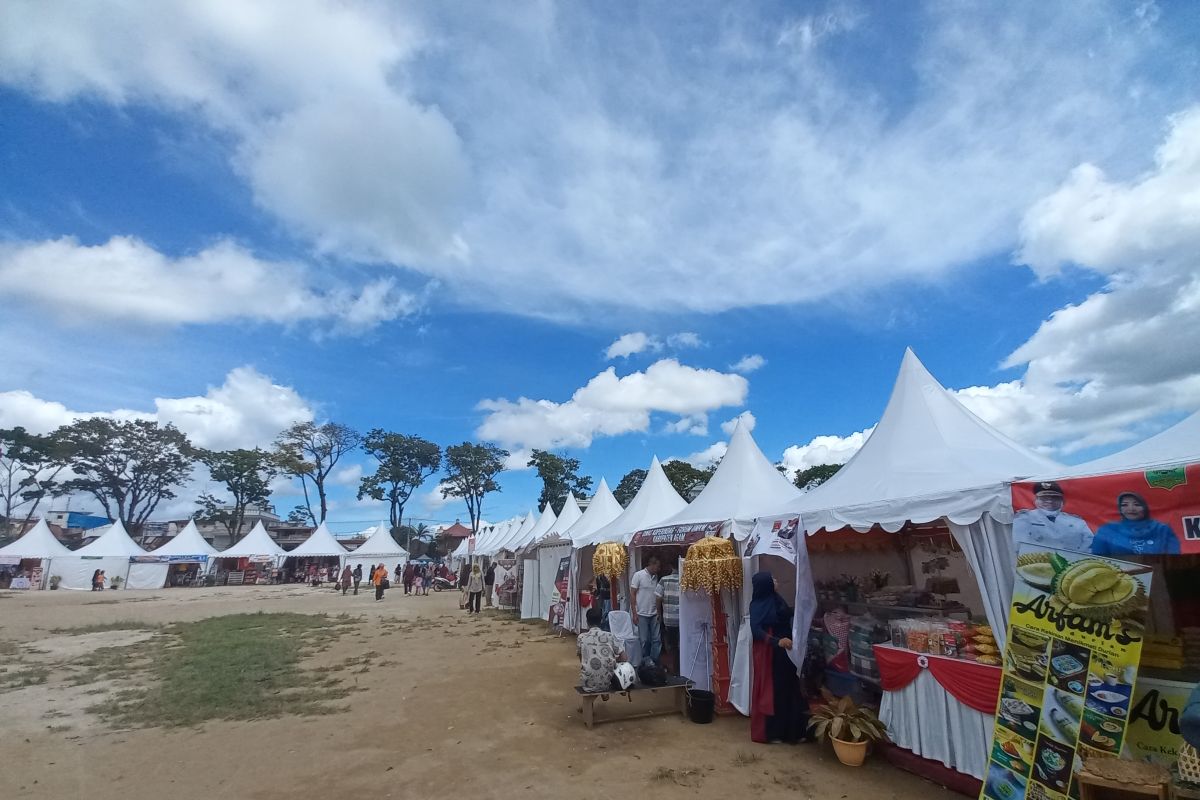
110, 575, 124, 590
49, 575, 62, 590
809, 690, 887, 766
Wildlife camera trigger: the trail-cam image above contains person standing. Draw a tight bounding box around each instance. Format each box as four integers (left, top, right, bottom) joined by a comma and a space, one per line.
373, 564, 386, 601
630, 555, 662, 664
1012, 482, 1094, 555
402, 562, 414, 595
1091, 492, 1180, 556
484, 561, 496, 608
394, 562, 403, 590
458, 562, 471, 608
352, 563, 363, 595
656, 565, 681, 672
466, 564, 484, 614
414, 565, 425, 596
749, 571, 809, 744
91, 569, 103, 591
339, 565, 353, 596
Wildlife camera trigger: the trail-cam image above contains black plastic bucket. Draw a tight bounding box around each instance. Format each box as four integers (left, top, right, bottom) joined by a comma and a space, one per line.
687, 689, 715, 724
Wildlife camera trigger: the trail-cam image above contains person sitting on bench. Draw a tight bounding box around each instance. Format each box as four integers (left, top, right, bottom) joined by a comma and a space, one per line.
578, 605, 628, 692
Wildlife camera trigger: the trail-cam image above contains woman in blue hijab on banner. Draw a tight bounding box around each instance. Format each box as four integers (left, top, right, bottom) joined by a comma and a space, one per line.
1091, 492, 1180, 556
750, 571, 809, 743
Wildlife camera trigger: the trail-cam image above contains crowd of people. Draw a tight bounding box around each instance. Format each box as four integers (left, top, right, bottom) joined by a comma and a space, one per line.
321, 561, 457, 601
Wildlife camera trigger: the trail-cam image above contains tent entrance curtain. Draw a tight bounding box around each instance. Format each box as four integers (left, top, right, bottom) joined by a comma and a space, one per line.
946, 516, 1015, 648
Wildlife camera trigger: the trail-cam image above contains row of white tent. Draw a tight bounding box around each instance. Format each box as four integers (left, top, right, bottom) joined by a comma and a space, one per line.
0, 515, 410, 590
450, 348, 1200, 772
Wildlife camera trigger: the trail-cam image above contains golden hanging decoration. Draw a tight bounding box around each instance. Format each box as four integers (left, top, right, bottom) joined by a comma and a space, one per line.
592, 542, 628, 577
681, 536, 742, 594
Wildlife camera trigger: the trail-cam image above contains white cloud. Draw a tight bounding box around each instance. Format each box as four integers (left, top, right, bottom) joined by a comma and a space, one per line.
665, 415, 709, 436
721, 411, 757, 436
4, 4, 1175, 319
328, 463, 364, 488
0, 366, 314, 450
0, 237, 419, 331
950, 106, 1200, 456
730, 355, 766, 374
477, 359, 748, 450
685, 442, 728, 468
780, 427, 873, 474
667, 332, 704, 349
606, 332, 657, 359
419, 482, 456, 514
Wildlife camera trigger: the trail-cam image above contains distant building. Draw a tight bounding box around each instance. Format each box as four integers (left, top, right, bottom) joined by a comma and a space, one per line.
438, 520, 474, 540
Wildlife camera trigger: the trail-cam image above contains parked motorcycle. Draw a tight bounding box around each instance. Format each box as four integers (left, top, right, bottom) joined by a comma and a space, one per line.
431, 575, 457, 592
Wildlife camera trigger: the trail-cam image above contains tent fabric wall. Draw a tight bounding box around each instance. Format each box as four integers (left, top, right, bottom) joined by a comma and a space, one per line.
520, 558, 540, 619
56, 557, 129, 590
536, 543, 571, 623
126, 562, 170, 590
947, 517, 1015, 648
678, 586, 713, 691
880, 667, 992, 779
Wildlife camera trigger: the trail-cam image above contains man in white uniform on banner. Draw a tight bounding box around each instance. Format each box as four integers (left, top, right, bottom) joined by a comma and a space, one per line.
1012, 481, 1093, 554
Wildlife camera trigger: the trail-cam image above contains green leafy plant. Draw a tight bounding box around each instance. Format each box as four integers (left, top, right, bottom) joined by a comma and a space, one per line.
109, 575, 124, 589
808, 690, 887, 744
48, 575, 62, 589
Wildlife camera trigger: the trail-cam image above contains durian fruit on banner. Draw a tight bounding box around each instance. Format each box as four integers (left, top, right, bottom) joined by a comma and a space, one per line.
1015, 551, 1148, 625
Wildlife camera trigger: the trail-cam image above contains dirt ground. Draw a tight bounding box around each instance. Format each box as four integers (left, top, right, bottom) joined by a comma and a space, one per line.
0, 586, 958, 800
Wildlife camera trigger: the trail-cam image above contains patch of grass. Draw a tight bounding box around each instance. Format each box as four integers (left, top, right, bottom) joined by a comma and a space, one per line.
0, 640, 19, 656
731, 751, 762, 767
89, 612, 357, 728
649, 767, 704, 787
46, 724, 73, 733
0, 665, 49, 691
49, 620, 160, 634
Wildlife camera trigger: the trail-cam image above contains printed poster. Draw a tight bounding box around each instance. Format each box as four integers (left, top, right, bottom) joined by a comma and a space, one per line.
744, 516, 800, 563
983, 544, 1152, 800
1012, 462, 1200, 556
1123, 677, 1190, 766
549, 555, 571, 626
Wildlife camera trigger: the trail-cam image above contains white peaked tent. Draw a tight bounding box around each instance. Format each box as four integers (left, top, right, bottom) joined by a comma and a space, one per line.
750, 348, 1065, 780
284, 522, 348, 558
578, 456, 687, 547
135, 520, 219, 589
344, 522, 408, 577
0, 519, 72, 588
0, 519, 73, 559
1041, 407, 1200, 478
60, 519, 150, 590
542, 494, 583, 541
477, 521, 514, 557
522, 494, 583, 621
218, 521, 286, 560
495, 511, 536, 553
153, 521, 218, 558
637, 418, 801, 543
560, 479, 624, 632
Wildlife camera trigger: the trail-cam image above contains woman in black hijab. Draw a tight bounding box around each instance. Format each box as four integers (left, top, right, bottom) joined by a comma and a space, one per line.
749, 571, 809, 743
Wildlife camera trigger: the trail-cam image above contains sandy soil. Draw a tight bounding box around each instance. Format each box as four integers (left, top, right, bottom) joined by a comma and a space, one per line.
0, 586, 958, 800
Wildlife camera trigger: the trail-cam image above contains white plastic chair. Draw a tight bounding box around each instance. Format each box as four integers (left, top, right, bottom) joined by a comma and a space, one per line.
606, 610, 642, 665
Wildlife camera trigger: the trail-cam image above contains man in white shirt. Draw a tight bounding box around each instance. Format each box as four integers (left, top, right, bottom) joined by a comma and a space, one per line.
1013, 481, 1094, 555
630, 555, 662, 664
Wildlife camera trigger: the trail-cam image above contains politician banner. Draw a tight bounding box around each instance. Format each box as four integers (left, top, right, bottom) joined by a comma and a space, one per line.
1012, 462, 1200, 556
983, 544, 1152, 800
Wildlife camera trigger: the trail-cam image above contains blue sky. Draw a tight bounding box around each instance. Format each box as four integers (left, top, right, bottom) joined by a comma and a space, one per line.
1, 1, 1199, 531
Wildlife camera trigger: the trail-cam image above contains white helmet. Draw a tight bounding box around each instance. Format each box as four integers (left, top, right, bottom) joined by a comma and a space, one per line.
614, 662, 637, 691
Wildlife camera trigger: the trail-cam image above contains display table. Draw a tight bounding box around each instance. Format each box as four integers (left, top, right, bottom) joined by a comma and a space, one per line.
8, 576, 32, 590
873, 644, 1002, 780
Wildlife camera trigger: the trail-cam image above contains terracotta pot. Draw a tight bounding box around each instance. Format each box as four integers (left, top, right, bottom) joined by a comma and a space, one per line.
832, 737, 868, 766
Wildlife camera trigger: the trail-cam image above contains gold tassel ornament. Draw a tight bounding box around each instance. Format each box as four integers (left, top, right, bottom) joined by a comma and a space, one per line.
592, 542, 629, 577
681, 536, 742, 593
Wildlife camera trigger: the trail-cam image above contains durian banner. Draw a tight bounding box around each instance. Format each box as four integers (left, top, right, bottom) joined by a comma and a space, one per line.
981, 545, 1152, 800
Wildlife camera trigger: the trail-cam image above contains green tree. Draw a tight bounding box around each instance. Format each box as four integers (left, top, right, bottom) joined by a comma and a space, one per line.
441, 442, 509, 533
58, 418, 196, 533
793, 463, 843, 491
613, 468, 647, 507
0, 427, 70, 536
274, 421, 360, 524
527, 449, 593, 514
195, 448, 279, 542
662, 459, 715, 500
286, 504, 313, 525
357, 430, 441, 532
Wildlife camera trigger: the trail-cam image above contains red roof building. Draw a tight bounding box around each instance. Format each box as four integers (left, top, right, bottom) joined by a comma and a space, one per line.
439, 520, 473, 539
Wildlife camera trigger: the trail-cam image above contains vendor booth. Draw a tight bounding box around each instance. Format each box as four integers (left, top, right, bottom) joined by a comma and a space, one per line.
569, 456, 689, 623
633, 418, 802, 707
213, 521, 286, 585
520, 496, 580, 622
343, 522, 408, 579
280, 522, 347, 583
140, 520, 218, 588
57, 520, 152, 590
751, 348, 1063, 784
0, 519, 73, 589
559, 479, 622, 632
517, 504, 559, 619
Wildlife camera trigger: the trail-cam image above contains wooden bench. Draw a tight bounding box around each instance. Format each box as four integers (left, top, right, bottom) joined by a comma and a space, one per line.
575, 678, 692, 729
